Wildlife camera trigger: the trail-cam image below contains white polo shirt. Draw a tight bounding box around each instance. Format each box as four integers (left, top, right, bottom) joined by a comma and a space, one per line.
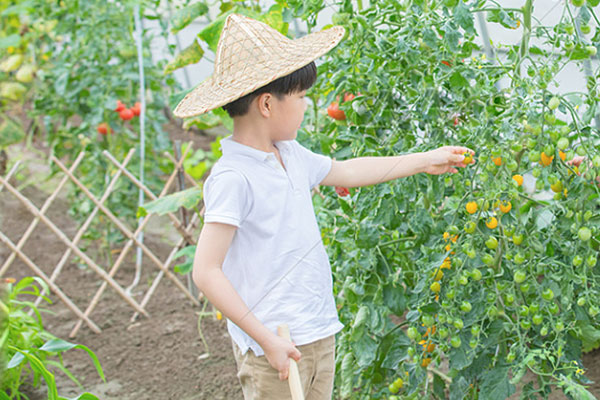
203, 136, 344, 356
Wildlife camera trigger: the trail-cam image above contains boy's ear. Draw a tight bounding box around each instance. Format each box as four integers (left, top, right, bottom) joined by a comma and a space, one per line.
256, 92, 273, 118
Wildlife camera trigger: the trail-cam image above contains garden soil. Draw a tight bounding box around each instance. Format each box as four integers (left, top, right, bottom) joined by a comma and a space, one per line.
1, 129, 600, 400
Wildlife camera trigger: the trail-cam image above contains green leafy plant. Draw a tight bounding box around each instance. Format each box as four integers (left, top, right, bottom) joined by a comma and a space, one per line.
156, 0, 600, 398
1, 277, 105, 400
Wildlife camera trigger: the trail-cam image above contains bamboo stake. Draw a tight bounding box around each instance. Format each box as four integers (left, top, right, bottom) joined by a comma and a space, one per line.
70, 148, 199, 337
277, 324, 304, 400
102, 146, 195, 245
31, 149, 135, 313
0, 229, 101, 333
0, 175, 148, 317
51, 155, 198, 305
130, 212, 200, 323
0, 151, 86, 278
0, 160, 20, 194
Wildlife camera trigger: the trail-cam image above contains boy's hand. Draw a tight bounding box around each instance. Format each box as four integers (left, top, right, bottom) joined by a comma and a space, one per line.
263, 334, 302, 380
423, 146, 474, 175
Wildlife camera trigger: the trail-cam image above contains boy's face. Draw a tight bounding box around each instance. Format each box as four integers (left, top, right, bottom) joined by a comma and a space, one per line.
269, 90, 308, 141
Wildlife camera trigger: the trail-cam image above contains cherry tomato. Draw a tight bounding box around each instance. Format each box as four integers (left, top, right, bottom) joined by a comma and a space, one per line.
450, 336, 462, 348
532, 314, 543, 325
485, 236, 498, 250
542, 288, 554, 301
460, 301, 472, 313
327, 101, 346, 120
513, 270, 526, 284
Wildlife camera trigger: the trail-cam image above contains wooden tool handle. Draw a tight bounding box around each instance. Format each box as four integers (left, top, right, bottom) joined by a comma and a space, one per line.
277, 324, 305, 400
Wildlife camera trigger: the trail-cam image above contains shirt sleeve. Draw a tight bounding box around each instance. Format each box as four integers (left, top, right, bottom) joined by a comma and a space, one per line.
203, 169, 250, 228
293, 141, 333, 189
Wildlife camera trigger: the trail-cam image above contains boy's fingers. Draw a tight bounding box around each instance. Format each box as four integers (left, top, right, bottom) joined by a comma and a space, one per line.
449, 154, 465, 163
279, 360, 290, 381
290, 347, 302, 362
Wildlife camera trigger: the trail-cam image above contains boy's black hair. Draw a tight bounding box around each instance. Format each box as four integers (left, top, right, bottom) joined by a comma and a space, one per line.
222, 61, 317, 117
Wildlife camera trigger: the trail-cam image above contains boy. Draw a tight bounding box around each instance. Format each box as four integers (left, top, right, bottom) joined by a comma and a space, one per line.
174, 14, 472, 400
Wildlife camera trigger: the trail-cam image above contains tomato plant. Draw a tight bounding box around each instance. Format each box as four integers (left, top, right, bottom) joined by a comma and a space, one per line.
292, 0, 600, 398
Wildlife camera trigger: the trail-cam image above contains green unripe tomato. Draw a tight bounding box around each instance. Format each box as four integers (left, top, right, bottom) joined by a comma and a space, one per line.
577, 146, 587, 156
514, 270, 527, 283
587, 255, 597, 267
557, 137, 569, 150
542, 288, 554, 301
549, 302, 560, 314
548, 96, 560, 110
581, 24, 592, 34
464, 221, 476, 234
544, 144, 555, 155
505, 293, 515, 305
407, 326, 420, 341
565, 24, 575, 34
586, 45, 597, 57
529, 150, 541, 162
514, 252, 526, 265
555, 321, 565, 331
589, 305, 600, 317
573, 255, 583, 266
438, 327, 449, 339
529, 302, 540, 313
422, 315, 434, 327
465, 247, 476, 259
446, 289, 456, 300
520, 319, 532, 330
532, 314, 543, 325
488, 305, 499, 317
453, 318, 464, 330
520, 282, 531, 293
571, 0, 585, 7
577, 297, 586, 306
471, 268, 482, 281
485, 236, 498, 250
532, 167, 542, 178
579, 226, 592, 241
470, 325, 480, 336
482, 253, 495, 266
540, 326, 549, 336
506, 352, 516, 362
519, 305, 529, 317
450, 336, 462, 348
458, 275, 468, 286
513, 234, 524, 246
469, 338, 478, 349
460, 301, 472, 313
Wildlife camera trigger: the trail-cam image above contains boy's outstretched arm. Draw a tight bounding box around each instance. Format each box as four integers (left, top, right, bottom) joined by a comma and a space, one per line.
192, 222, 301, 380
320, 145, 474, 187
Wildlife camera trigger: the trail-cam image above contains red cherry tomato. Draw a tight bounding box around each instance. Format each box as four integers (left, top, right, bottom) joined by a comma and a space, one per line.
119, 108, 134, 121
327, 102, 346, 120
114, 100, 126, 112
97, 122, 110, 135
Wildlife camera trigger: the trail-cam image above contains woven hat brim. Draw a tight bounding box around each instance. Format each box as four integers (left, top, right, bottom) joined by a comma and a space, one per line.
173, 25, 346, 119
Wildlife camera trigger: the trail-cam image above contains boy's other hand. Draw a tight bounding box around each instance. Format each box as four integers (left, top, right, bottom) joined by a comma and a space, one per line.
263, 335, 302, 380
423, 146, 474, 175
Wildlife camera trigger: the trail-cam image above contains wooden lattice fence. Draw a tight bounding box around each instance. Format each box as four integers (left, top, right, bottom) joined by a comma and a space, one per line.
0, 144, 203, 337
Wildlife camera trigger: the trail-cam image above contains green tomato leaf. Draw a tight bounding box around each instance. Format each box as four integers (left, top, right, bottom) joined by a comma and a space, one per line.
170, 2, 209, 33
478, 366, 515, 400
164, 40, 204, 75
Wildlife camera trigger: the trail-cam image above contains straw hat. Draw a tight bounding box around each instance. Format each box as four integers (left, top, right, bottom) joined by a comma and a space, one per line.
172, 14, 346, 118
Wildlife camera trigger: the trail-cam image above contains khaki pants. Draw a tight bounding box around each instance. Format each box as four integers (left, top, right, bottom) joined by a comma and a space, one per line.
232, 335, 335, 400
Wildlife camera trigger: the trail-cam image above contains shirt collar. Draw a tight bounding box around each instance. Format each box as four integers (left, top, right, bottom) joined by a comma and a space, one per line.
220, 136, 291, 162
